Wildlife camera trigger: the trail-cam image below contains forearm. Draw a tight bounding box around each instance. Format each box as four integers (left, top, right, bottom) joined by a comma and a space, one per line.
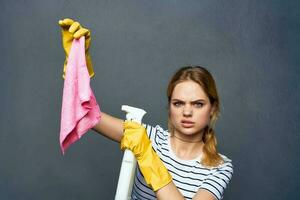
92, 112, 124, 142
156, 181, 217, 200
156, 181, 185, 200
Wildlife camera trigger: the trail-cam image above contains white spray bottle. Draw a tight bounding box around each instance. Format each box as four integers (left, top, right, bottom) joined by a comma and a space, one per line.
114, 105, 147, 200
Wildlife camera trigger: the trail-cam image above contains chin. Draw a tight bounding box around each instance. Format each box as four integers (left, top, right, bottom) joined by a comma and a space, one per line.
175, 126, 201, 136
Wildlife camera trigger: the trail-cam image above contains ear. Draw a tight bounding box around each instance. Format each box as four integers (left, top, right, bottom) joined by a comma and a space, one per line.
210, 103, 217, 117
167, 103, 171, 116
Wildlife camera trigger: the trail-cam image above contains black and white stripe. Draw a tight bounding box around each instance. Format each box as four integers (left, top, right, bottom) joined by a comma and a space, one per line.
132, 124, 233, 200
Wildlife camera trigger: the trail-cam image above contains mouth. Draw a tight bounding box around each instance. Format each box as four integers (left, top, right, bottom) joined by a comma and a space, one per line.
181, 120, 195, 128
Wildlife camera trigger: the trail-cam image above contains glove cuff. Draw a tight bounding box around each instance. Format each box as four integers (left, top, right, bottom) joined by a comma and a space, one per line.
138, 146, 172, 191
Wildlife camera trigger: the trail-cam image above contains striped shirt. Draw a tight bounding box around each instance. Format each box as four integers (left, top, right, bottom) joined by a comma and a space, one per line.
131, 124, 233, 200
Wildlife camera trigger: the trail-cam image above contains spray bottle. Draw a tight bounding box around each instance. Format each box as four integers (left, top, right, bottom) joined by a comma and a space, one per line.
115, 105, 147, 200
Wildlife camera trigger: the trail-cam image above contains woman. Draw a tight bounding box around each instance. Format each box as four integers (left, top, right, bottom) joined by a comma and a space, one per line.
59, 18, 233, 200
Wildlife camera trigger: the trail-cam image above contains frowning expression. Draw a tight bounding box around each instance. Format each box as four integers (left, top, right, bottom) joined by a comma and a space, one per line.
169, 81, 214, 139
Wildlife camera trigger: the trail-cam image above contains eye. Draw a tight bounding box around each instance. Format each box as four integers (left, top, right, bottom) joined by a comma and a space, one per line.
193, 102, 204, 108
173, 101, 184, 107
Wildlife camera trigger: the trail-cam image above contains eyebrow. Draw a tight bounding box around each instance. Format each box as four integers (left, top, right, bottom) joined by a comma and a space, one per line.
171, 99, 206, 103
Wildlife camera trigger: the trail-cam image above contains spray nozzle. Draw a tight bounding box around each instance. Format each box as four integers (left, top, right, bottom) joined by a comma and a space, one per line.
121, 105, 146, 124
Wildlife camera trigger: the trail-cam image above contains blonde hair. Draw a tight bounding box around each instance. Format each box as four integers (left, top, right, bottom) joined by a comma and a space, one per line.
167, 66, 223, 167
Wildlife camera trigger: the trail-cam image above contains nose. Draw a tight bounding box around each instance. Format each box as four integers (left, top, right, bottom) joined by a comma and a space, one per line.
183, 104, 192, 117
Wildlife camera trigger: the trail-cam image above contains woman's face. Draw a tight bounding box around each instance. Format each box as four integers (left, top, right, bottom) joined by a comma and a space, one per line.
169, 80, 214, 139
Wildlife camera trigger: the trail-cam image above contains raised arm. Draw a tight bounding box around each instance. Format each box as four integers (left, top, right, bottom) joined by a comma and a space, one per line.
59, 18, 124, 143
92, 112, 124, 142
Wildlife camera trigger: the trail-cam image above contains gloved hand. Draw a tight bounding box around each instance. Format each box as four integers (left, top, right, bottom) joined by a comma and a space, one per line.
121, 121, 172, 191
58, 18, 94, 79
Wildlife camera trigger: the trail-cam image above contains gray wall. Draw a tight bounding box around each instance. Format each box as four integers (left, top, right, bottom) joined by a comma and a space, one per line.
0, 0, 299, 199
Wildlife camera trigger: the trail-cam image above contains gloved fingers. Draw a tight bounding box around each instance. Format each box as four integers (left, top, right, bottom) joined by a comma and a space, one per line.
69, 21, 81, 34
121, 123, 140, 150
120, 135, 133, 151
123, 120, 142, 130
73, 28, 90, 39
58, 18, 74, 28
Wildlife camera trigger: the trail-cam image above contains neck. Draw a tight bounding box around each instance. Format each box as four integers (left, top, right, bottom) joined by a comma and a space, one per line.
170, 131, 204, 160
173, 134, 202, 143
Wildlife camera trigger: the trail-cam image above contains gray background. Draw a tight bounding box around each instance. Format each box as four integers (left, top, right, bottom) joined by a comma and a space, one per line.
0, 0, 299, 199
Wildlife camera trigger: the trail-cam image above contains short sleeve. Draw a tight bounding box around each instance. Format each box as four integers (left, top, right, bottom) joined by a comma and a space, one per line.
142, 124, 168, 152
200, 160, 233, 200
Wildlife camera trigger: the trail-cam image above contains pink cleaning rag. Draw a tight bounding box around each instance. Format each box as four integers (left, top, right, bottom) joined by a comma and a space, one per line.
60, 37, 101, 154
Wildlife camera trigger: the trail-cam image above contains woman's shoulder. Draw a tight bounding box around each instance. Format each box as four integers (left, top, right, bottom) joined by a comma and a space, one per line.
219, 153, 232, 164
215, 153, 234, 173
200, 153, 233, 171
143, 123, 169, 146
144, 123, 169, 136
199, 154, 233, 200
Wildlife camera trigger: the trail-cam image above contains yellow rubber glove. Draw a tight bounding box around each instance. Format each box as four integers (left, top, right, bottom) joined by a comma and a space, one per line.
121, 121, 172, 191
58, 18, 94, 79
